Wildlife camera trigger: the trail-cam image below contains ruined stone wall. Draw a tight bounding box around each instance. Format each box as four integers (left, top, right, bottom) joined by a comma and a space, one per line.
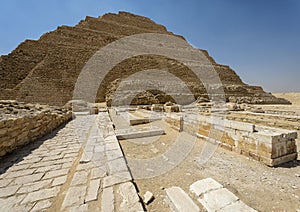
166, 113, 297, 166
0, 101, 72, 157
165, 114, 183, 132
227, 112, 300, 131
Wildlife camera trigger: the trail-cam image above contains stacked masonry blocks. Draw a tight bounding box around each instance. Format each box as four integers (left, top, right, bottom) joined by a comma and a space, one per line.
165, 114, 183, 132
229, 112, 300, 131
166, 113, 297, 166
0, 109, 72, 157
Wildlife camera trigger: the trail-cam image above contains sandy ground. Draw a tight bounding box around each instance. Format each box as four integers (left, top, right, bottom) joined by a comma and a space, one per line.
274, 92, 300, 106
113, 93, 300, 211
120, 122, 300, 212
267, 93, 300, 115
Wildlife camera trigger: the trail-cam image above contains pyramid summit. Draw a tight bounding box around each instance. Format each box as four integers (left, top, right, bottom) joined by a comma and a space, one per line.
0, 11, 289, 106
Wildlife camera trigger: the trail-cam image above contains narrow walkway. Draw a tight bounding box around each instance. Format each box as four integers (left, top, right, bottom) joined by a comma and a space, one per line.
0, 112, 144, 211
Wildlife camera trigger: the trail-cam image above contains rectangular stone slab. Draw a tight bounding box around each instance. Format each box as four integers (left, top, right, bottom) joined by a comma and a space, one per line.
130, 117, 161, 125
198, 188, 239, 211
165, 186, 200, 212
190, 178, 223, 196
115, 126, 164, 140
218, 200, 257, 212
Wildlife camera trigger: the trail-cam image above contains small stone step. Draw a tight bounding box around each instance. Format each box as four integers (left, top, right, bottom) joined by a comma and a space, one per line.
165, 186, 200, 212
198, 188, 239, 211
130, 117, 161, 125
115, 126, 164, 140
190, 178, 223, 196
190, 178, 257, 212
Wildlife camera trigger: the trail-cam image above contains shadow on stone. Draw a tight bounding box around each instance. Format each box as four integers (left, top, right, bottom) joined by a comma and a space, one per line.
0, 121, 70, 175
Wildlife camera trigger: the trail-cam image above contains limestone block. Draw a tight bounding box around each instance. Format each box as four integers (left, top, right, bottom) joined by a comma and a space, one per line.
61, 186, 86, 209
143, 191, 154, 204
229, 121, 255, 132
22, 187, 60, 204
190, 178, 223, 196
218, 200, 257, 212
166, 186, 200, 212
0, 102, 71, 157
165, 114, 183, 132
118, 182, 144, 212
164, 105, 182, 113
115, 126, 164, 140
260, 152, 298, 166
151, 104, 164, 112
101, 187, 114, 212
106, 148, 124, 161
103, 171, 132, 188
198, 188, 239, 211
130, 117, 161, 126
107, 157, 129, 174
85, 178, 101, 202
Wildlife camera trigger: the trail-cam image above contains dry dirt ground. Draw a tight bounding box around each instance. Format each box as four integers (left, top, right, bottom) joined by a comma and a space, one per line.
264, 93, 300, 115
274, 93, 300, 106
116, 93, 300, 212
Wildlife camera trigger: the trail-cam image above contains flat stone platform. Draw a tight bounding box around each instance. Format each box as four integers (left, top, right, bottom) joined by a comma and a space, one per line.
115, 126, 165, 140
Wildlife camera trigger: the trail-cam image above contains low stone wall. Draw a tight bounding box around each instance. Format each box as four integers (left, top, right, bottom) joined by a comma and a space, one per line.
228, 111, 300, 131
0, 101, 72, 157
166, 113, 298, 166
164, 105, 182, 113
165, 114, 183, 132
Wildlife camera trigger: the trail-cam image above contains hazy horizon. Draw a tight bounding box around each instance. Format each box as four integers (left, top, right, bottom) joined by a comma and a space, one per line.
0, 0, 299, 93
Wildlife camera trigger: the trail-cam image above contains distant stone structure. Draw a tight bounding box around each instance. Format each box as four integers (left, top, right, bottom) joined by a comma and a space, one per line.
0, 12, 290, 106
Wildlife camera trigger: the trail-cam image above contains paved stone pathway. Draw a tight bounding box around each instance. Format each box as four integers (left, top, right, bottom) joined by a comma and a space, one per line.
0, 112, 144, 211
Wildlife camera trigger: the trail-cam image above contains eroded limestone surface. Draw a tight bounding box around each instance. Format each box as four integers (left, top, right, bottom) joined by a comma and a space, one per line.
0, 12, 289, 106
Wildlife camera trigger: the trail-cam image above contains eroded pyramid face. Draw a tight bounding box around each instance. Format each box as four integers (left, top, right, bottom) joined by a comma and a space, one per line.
0, 12, 289, 106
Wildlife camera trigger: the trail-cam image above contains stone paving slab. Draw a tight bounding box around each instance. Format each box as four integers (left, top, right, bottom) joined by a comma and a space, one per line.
0, 111, 145, 211
198, 188, 239, 211
118, 182, 144, 212
61, 186, 87, 209
115, 126, 165, 140
60, 112, 143, 211
85, 178, 101, 202
218, 200, 257, 212
190, 178, 257, 212
165, 186, 200, 212
189, 177, 223, 196
130, 117, 161, 126
0, 117, 85, 211
101, 186, 115, 212
103, 171, 132, 188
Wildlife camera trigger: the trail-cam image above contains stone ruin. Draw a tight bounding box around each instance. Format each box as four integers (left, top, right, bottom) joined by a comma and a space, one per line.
0, 11, 299, 211
0, 12, 290, 106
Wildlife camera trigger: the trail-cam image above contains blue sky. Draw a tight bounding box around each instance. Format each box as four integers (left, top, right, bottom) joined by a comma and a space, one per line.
0, 0, 299, 92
